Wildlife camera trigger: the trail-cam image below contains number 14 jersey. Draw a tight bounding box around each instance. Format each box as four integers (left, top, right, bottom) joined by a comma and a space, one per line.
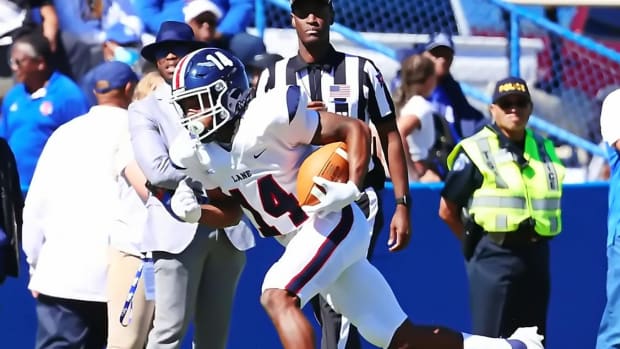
170, 85, 320, 237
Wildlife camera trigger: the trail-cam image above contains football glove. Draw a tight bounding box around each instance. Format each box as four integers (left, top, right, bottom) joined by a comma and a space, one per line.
302, 177, 362, 217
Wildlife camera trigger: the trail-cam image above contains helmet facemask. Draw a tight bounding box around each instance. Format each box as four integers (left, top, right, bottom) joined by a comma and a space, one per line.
173, 79, 231, 143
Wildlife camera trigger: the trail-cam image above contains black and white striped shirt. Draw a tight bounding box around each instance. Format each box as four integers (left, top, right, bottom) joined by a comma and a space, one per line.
255, 45, 396, 125
255, 45, 394, 190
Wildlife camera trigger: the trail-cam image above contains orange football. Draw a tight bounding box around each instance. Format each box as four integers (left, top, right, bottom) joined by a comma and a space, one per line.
297, 142, 349, 206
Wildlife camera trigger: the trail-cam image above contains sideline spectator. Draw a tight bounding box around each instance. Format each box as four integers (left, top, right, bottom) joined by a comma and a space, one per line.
596, 88, 620, 349
54, 0, 143, 79
106, 67, 162, 349
0, 0, 59, 78
439, 77, 564, 340
80, 23, 144, 106
0, 30, 88, 196
256, 0, 411, 347
129, 21, 254, 349
22, 61, 138, 349
137, 0, 253, 41
182, 0, 266, 69
0, 137, 21, 285
422, 33, 487, 141
394, 54, 447, 182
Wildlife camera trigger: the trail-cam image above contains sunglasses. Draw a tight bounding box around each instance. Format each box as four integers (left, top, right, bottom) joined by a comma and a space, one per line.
8, 55, 34, 69
497, 98, 529, 110
154, 45, 191, 60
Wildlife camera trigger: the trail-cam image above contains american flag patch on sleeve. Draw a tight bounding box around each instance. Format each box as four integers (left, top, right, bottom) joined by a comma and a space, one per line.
329, 84, 351, 98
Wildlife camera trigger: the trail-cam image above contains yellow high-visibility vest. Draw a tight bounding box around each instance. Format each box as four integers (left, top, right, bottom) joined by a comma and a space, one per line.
447, 127, 565, 236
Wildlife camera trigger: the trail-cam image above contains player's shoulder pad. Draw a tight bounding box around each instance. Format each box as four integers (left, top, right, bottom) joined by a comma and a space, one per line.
285, 85, 302, 123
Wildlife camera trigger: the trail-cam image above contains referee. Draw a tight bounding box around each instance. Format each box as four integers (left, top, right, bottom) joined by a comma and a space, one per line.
256, 0, 411, 348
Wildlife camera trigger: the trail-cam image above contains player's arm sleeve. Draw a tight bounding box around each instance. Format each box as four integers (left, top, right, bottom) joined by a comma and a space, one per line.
601, 90, 620, 150
440, 150, 483, 207
277, 86, 319, 146
363, 60, 397, 125
128, 101, 186, 189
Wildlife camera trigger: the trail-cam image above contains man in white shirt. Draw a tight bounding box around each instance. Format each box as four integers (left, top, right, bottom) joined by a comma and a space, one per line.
22, 61, 138, 349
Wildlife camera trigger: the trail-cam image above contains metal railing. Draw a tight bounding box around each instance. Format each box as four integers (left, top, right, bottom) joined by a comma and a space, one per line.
254, 0, 606, 157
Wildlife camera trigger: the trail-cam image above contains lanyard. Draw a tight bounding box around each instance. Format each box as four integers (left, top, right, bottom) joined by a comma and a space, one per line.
119, 252, 153, 327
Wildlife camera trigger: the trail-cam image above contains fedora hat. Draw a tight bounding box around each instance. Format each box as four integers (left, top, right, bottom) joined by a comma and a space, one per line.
141, 21, 207, 62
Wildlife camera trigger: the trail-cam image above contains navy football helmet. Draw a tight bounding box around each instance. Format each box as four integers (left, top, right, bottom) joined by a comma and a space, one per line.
171, 48, 250, 142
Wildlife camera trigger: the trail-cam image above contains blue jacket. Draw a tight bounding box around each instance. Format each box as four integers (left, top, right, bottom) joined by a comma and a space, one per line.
0, 138, 22, 284
136, 0, 253, 37
429, 73, 487, 142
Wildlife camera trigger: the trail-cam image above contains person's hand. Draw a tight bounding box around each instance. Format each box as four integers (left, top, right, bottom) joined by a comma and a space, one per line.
307, 101, 327, 112
170, 181, 202, 223
31, 290, 39, 299
302, 178, 361, 217
388, 204, 411, 252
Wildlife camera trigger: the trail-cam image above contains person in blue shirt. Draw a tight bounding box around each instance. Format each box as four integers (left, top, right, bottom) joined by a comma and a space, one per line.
597, 88, 620, 349
137, 0, 253, 40
0, 30, 89, 196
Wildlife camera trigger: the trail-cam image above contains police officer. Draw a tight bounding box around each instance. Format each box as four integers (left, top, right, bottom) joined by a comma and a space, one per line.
438, 77, 565, 339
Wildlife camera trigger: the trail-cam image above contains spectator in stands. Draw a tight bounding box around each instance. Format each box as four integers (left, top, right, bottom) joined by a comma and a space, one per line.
107, 67, 161, 349
54, 0, 143, 79
22, 61, 138, 349
0, 30, 89, 196
129, 21, 254, 349
394, 54, 451, 182
439, 77, 564, 340
422, 32, 487, 141
182, 0, 266, 69
0, 137, 21, 286
0, 0, 59, 97
255, 0, 410, 348
137, 0, 253, 41
80, 23, 143, 106
596, 88, 620, 349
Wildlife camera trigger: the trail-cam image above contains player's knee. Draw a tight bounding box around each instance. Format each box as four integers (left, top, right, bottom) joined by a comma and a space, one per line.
357, 315, 409, 348
260, 288, 299, 316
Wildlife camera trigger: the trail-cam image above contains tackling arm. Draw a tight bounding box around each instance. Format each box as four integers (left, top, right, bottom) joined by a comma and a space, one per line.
199, 187, 243, 227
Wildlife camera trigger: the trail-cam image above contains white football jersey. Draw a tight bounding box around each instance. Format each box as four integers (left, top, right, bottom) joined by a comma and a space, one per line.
170, 85, 320, 237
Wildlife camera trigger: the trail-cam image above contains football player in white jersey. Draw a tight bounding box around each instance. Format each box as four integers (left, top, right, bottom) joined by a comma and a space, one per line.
167, 48, 544, 349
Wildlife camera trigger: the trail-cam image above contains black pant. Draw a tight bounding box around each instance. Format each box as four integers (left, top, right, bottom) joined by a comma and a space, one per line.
35, 294, 108, 349
310, 192, 385, 349
467, 235, 550, 340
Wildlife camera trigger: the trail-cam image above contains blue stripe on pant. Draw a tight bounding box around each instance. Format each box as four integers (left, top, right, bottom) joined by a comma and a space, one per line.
35, 294, 107, 349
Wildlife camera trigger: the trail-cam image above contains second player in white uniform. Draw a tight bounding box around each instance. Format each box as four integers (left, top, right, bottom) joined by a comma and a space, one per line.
167, 47, 545, 349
